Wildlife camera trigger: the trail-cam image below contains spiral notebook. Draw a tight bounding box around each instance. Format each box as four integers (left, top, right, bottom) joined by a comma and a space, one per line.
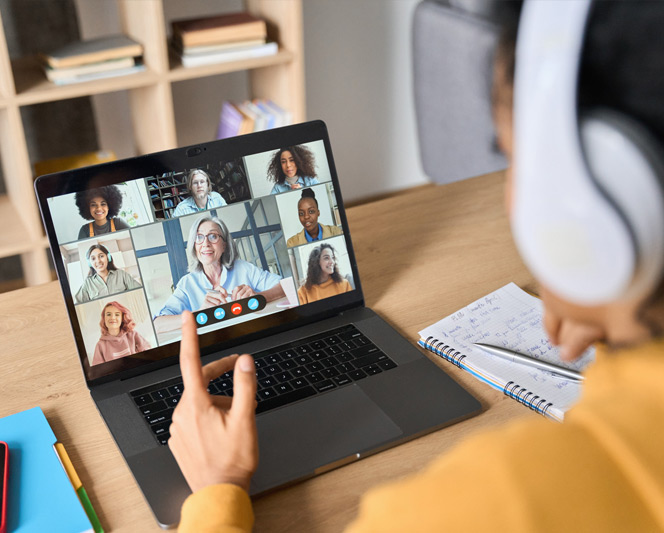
418, 283, 595, 422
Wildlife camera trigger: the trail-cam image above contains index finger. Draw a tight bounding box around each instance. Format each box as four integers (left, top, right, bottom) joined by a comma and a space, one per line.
179, 311, 207, 397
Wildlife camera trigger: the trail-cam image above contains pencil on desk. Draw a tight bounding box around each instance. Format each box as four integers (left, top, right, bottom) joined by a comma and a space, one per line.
54, 442, 104, 533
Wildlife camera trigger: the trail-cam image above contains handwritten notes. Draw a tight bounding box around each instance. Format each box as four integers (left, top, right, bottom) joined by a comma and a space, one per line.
419, 283, 595, 421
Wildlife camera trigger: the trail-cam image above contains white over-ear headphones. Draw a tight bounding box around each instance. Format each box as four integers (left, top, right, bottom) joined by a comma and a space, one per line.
512, 0, 664, 305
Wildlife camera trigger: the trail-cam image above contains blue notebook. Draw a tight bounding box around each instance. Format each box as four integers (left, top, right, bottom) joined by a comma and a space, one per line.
0, 407, 93, 533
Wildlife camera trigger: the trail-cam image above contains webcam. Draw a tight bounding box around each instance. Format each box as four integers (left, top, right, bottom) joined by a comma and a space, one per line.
186, 146, 203, 157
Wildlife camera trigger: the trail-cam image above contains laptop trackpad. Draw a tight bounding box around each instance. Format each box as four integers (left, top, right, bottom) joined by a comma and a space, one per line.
252, 384, 403, 492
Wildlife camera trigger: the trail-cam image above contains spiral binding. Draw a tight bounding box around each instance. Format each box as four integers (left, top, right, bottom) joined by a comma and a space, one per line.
504, 381, 553, 416
424, 336, 466, 368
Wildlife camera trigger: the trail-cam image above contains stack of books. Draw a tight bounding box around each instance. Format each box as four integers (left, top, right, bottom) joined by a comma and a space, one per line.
40, 35, 144, 85
216, 99, 292, 139
171, 12, 277, 68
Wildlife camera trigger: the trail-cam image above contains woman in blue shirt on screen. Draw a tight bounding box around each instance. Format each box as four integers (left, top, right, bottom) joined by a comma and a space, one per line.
173, 169, 227, 217
268, 145, 319, 194
153, 214, 284, 333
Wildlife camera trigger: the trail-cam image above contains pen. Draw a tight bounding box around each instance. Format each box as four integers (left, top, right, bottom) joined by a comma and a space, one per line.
473, 343, 584, 381
54, 442, 104, 533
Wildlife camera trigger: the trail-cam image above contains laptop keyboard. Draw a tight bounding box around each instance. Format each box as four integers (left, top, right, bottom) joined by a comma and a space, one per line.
130, 324, 398, 445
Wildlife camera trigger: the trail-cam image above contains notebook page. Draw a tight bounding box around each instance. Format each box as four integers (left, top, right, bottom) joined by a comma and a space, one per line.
419, 283, 595, 418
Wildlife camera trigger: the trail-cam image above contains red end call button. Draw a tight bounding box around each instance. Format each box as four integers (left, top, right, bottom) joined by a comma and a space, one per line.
231, 303, 243, 315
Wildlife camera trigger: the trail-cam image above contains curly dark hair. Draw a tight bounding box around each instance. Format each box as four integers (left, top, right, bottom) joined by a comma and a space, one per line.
304, 243, 342, 290
86, 243, 117, 277
267, 145, 317, 185
75, 185, 123, 220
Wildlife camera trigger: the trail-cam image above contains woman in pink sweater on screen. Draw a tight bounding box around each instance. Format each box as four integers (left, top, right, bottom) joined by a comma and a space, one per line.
92, 301, 151, 366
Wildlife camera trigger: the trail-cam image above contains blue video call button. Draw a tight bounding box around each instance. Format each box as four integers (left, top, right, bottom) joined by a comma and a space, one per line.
196, 312, 208, 325
214, 307, 226, 320
247, 298, 259, 310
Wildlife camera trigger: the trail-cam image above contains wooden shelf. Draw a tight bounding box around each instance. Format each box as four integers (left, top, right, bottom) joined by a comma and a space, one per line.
10, 55, 160, 106
0, 0, 305, 287
167, 48, 295, 82
0, 195, 48, 257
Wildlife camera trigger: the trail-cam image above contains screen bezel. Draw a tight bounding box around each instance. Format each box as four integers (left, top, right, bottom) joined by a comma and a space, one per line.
35, 120, 365, 387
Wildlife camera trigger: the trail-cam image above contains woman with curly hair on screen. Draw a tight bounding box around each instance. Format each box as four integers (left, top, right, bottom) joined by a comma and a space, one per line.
75, 184, 129, 239
91, 300, 151, 365
297, 243, 351, 304
267, 145, 320, 194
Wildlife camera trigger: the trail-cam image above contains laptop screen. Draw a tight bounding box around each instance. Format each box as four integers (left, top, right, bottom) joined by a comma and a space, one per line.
36, 121, 363, 383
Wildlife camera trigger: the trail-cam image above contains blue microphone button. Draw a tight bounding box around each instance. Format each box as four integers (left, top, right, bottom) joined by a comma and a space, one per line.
196, 312, 208, 325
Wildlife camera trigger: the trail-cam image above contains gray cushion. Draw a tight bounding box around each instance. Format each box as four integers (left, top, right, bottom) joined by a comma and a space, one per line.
413, 0, 507, 183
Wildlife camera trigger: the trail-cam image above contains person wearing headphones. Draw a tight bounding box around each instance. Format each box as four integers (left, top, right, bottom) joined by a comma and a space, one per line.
168, 2, 664, 531
74, 243, 142, 303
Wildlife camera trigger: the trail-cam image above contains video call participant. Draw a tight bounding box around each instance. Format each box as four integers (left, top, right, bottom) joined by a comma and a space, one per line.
268, 145, 320, 194
153, 215, 285, 333
166, 2, 664, 531
75, 185, 130, 239
297, 243, 351, 304
286, 188, 343, 247
173, 169, 227, 217
91, 301, 151, 366
75, 244, 142, 303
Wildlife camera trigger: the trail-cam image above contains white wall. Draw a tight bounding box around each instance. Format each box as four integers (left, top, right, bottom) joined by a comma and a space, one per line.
302, 0, 429, 201
77, 0, 429, 202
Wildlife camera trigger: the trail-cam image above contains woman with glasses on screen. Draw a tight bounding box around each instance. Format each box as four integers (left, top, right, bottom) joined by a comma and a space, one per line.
153, 215, 285, 333
173, 169, 227, 217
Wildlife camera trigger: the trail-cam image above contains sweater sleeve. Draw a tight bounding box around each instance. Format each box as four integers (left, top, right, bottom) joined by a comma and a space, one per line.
121, 269, 142, 290
74, 280, 91, 304
91, 341, 106, 366
179, 484, 254, 533
133, 331, 151, 352
297, 285, 309, 304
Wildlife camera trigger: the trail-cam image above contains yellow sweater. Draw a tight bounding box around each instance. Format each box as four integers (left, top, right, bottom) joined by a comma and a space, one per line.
297, 277, 352, 304
179, 339, 664, 532
286, 224, 343, 247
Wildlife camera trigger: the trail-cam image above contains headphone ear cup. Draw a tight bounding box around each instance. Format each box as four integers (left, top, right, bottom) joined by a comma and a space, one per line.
580, 109, 664, 301
87, 250, 112, 269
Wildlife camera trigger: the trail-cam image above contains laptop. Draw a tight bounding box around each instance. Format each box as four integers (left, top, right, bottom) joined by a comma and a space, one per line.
35, 120, 481, 528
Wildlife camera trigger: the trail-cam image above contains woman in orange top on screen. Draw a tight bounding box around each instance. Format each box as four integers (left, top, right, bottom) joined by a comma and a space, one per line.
297, 243, 351, 304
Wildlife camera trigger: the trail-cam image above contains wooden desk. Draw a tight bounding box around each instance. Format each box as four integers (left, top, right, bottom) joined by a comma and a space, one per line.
0, 171, 537, 532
